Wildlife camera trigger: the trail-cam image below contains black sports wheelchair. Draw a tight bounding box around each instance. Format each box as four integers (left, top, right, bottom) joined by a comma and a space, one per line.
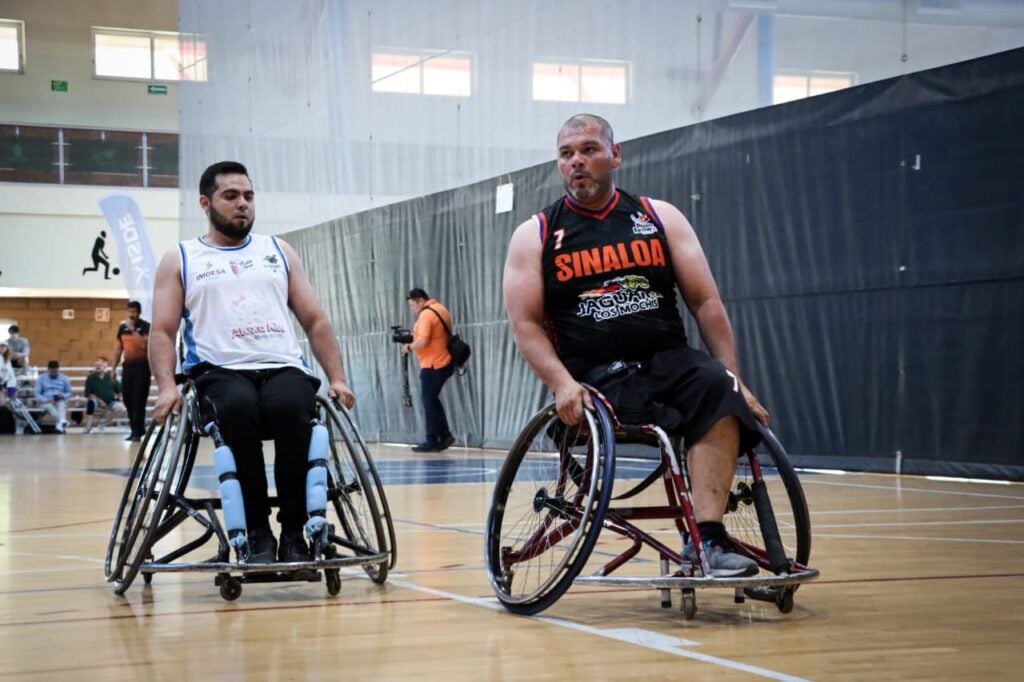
104, 377, 396, 601
485, 385, 818, 619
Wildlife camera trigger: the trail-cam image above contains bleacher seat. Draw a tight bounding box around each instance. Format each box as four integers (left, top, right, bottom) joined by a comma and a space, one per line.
13, 366, 156, 432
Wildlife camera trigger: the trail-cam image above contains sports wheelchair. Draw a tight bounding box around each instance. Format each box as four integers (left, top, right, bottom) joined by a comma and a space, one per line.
485, 387, 818, 619
104, 380, 396, 601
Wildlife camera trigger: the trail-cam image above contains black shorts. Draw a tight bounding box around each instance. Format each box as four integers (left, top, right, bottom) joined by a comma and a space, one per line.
584, 347, 761, 453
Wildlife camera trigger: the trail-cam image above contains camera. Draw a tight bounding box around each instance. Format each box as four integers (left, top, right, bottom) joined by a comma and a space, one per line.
390, 325, 413, 344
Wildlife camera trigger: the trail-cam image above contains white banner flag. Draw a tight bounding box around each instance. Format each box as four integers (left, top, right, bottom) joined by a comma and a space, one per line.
99, 194, 157, 318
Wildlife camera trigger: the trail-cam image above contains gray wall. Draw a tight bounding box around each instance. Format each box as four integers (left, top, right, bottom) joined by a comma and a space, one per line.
177, 0, 1024, 237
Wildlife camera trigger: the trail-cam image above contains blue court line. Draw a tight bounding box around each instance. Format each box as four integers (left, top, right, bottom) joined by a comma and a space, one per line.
89, 456, 695, 488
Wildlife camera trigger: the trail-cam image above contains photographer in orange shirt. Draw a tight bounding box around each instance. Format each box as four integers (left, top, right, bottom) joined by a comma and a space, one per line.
400, 288, 455, 452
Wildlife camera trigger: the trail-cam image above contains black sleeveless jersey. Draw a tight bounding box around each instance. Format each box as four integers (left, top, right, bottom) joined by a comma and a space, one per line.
537, 189, 688, 378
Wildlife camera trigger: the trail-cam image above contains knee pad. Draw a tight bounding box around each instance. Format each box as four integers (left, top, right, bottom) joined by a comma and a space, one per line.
212, 443, 248, 549
305, 423, 329, 538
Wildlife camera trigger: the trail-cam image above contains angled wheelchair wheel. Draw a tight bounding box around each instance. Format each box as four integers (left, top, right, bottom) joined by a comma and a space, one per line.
325, 399, 397, 572
724, 425, 811, 571
485, 398, 616, 615
319, 399, 390, 584
105, 391, 196, 594
104, 420, 164, 584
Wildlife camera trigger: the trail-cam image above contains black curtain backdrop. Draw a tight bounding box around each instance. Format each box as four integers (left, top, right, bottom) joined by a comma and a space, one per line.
288, 48, 1024, 480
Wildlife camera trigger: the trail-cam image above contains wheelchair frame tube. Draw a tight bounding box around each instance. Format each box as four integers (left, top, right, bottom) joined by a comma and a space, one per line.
207, 420, 248, 551
212, 443, 248, 548
305, 422, 330, 539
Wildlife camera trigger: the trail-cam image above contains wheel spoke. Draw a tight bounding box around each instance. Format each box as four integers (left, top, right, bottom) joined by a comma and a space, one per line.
486, 403, 615, 614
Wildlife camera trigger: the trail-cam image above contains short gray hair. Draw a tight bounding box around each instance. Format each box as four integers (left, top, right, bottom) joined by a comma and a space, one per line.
558, 114, 614, 147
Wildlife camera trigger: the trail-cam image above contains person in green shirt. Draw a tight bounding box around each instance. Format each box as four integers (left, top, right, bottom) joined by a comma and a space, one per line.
83, 357, 125, 434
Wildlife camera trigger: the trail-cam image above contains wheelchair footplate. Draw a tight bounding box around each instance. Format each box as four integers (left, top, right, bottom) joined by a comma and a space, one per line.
574, 560, 818, 619
574, 565, 819, 591
217, 564, 321, 585
143, 552, 389, 600
143, 553, 389, 576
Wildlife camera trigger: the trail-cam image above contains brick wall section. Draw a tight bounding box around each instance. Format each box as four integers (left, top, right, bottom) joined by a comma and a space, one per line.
1, 297, 132, 368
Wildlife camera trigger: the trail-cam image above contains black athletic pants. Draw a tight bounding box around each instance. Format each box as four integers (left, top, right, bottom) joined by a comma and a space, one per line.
420, 363, 454, 446
121, 361, 151, 438
194, 366, 321, 531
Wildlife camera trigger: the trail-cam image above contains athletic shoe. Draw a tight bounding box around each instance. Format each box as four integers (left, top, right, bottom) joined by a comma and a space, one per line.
683, 537, 758, 577
277, 529, 310, 563
247, 527, 278, 564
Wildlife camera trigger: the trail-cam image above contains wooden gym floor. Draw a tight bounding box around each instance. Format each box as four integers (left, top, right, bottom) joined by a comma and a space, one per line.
0, 432, 1021, 680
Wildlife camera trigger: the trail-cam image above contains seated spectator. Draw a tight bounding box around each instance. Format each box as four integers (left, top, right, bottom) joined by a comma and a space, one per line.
35, 360, 72, 433
83, 357, 126, 434
6, 326, 30, 370
0, 343, 16, 410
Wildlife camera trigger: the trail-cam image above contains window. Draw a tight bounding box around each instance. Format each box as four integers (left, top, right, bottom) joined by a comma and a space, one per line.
0, 19, 25, 73
0, 124, 180, 187
532, 61, 629, 104
773, 71, 856, 105
371, 50, 471, 96
93, 28, 207, 81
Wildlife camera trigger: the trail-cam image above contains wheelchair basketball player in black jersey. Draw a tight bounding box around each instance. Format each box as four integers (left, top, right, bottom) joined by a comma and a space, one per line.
503, 114, 770, 576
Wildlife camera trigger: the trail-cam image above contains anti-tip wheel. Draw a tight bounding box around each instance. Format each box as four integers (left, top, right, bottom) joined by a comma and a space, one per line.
681, 589, 697, 620
775, 587, 794, 614
325, 569, 341, 596
219, 577, 242, 601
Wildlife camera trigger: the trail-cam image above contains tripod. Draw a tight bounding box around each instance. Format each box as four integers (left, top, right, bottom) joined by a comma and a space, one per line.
401, 352, 412, 408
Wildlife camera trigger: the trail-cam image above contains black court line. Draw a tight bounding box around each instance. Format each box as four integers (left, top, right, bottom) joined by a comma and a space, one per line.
3, 571, 1022, 631
3, 518, 111, 534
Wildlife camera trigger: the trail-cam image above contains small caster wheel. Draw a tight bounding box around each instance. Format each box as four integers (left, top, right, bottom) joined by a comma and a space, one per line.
775, 587, 794, 614
143, 572, 153, 585
734, 587, 745, 604
220, 577, 242, 601
681, 589, 697, 620
325, 569, 341, 596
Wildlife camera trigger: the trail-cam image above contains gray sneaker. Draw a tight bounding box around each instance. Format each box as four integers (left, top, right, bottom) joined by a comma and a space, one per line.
683, 537, 758, 577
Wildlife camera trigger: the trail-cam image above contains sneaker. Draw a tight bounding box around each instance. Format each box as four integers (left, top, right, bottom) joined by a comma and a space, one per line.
83, 425, 93, 434
411, 441, 438, 453
56, 421, 68, 434
247, 527, 278, 564
436, 433, 455, 451
683, 536, 758, 578
278, 529, 310, 563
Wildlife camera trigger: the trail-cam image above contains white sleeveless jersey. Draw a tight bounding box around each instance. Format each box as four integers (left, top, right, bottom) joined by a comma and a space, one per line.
178, 233, 308, 373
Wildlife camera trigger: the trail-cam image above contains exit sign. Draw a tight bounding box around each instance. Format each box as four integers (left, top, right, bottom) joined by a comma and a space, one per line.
51, 80, 68, 92
147, 84, 168, 95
